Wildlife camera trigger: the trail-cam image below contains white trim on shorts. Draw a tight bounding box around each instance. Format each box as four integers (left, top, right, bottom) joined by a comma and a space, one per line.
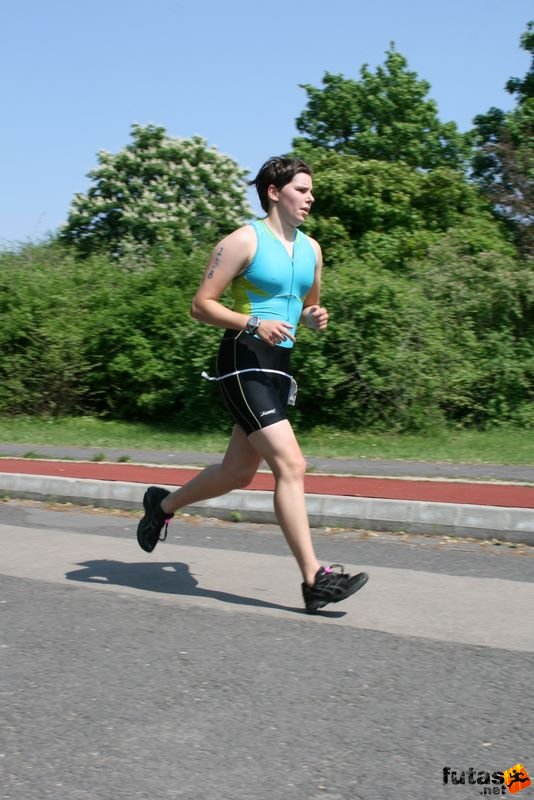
201, 369, 298, 406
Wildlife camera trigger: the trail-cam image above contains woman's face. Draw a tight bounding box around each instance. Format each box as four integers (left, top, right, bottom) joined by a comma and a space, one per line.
269, 172, 314, 225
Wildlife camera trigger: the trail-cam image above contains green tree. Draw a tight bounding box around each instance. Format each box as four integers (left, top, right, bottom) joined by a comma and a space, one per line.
471, 22, 534, 258
79, 243, 224, 426
0, 240, 227, 428
291, 259, 451, 431
61, 124, 251, 260
289, 223, 534, 432
292, 46, 497, 270
413, 228, 534, 426
298, 150, 506, 270
294, 45, 466, 170
0, 243, 107, 414
505, 21, 534, 103
289, 43, 532, 430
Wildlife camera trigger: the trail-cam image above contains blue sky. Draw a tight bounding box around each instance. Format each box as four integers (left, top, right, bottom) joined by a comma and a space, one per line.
1, 0, 531, 245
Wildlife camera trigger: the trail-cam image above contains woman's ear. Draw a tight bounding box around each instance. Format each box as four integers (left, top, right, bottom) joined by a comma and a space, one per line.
267, 184, 279, 204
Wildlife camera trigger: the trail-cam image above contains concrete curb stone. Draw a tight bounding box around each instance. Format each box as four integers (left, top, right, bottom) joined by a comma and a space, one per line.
1, 472, 533, 546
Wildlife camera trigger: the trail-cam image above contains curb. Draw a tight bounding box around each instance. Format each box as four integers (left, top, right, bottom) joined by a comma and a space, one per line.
1, 473, 533, 545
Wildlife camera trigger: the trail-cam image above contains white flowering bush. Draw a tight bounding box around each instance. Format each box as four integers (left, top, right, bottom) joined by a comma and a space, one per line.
61, 124, 251, 258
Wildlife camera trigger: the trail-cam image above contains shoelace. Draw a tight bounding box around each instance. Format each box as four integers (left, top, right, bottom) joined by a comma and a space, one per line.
159, 518, 172, 542
315, 564, 350, 591
324, 563, 344, 576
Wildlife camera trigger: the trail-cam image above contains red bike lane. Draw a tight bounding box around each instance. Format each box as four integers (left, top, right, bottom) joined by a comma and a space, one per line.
1, 458, 533, 508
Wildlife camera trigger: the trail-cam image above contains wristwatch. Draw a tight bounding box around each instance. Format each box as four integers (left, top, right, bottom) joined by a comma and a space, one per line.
245, 315, 261, 336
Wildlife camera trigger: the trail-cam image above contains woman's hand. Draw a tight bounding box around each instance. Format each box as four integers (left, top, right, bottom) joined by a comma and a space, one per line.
302, 305, 328, 331
256, 319, 296, 346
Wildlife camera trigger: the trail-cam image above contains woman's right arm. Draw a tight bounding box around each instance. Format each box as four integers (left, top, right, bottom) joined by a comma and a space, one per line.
190, 226, 256, 331
192, 224, 296, 345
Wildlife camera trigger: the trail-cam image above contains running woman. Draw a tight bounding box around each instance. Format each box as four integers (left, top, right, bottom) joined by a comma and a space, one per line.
136, 156, 368, 613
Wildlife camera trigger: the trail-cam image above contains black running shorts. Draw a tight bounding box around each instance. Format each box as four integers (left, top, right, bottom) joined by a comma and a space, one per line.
210, 329, 296, 436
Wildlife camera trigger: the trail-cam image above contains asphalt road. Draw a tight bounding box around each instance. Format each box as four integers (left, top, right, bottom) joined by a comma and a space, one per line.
1, 501, 533, 800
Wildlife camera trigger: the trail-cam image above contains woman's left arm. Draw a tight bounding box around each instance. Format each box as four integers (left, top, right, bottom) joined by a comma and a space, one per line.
301, 240, 329, 331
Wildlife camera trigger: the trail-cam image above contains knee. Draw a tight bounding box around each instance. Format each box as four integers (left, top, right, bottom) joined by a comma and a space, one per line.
275, 452, 307, 482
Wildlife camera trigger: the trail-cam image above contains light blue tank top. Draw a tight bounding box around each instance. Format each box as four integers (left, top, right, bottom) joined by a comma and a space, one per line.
231, 219, 316, 348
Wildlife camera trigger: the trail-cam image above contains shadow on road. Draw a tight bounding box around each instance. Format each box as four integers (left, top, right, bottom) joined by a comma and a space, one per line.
65, 559, 346, 618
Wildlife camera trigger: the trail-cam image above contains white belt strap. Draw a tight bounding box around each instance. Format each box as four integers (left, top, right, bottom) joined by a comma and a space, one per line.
201, 368, 298, 406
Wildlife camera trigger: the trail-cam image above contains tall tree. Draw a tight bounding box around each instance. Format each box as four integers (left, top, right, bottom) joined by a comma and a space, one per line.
294, 45, 466, 170
471, 22, 534, 258
298, 151, 488, 261
61, 124, 251, 260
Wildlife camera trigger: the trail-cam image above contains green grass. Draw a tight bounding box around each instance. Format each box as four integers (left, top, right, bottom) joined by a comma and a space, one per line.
298, 427, 534, 464
0, 415, 533, 464
0, 416, 229, 452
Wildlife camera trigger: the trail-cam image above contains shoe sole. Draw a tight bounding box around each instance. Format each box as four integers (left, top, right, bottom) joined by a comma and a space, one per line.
305, 572, 369, 613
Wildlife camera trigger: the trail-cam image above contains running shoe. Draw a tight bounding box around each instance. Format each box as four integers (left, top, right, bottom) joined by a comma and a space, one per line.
302, 564, 368, 613
136, 486, 174, 553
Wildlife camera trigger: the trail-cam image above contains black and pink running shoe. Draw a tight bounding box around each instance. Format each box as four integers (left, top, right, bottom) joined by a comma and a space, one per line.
302, 564, 369, 613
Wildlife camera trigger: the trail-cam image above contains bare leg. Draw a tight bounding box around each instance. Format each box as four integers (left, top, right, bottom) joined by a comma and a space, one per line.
248, 420, 321, 587
161, 425, 262, 514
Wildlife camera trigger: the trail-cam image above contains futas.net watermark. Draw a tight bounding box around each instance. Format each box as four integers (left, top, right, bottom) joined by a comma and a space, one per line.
443, 764, 531, 795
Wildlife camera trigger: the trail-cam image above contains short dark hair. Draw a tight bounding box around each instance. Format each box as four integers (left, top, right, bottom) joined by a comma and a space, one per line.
249, 156, 312, 213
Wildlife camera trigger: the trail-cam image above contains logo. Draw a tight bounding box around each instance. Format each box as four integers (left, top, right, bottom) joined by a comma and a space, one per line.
442, 764, 531, 795
259, 409, 276, 417
503, 765, 531, 795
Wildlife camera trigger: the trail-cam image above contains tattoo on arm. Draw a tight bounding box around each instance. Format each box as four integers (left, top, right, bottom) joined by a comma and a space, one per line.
207, 246, 224, 279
